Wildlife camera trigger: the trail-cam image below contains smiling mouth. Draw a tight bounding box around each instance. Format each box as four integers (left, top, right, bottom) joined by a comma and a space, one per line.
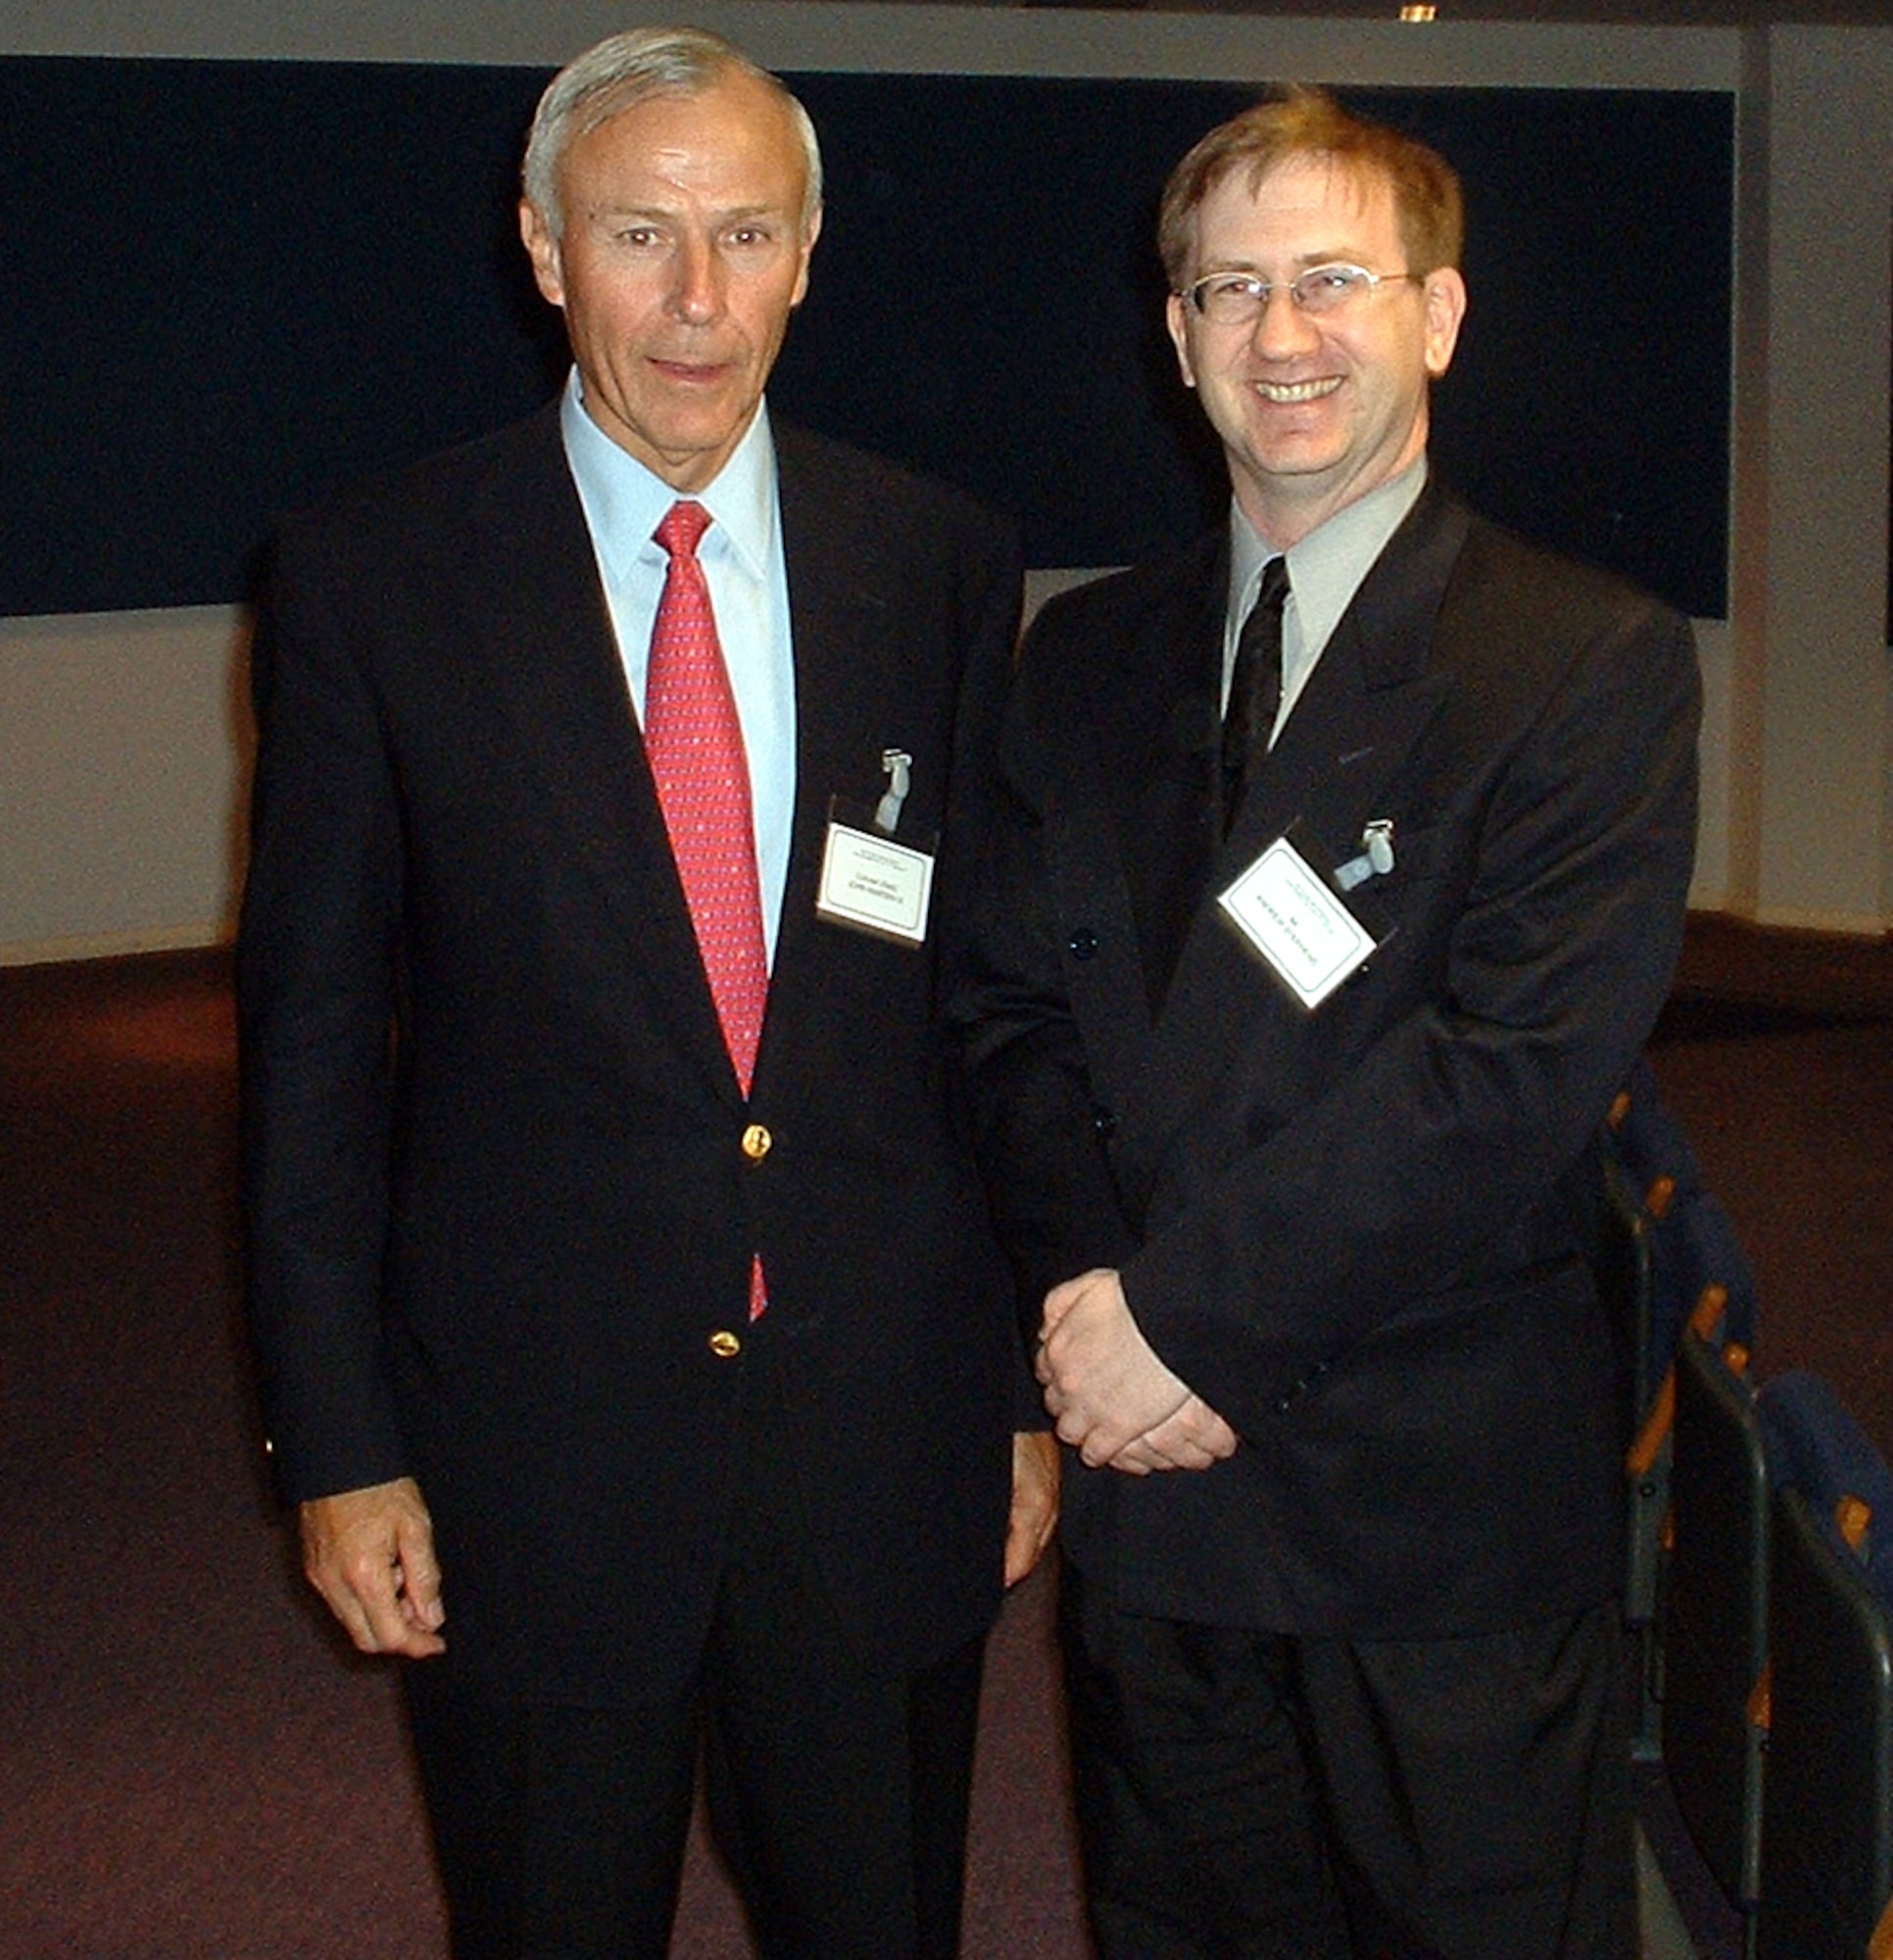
1253, 377, 1342, 405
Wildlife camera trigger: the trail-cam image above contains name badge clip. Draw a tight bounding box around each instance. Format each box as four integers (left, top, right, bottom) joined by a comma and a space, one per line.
1334, 818, 1396, 893
874, 749, 913, 836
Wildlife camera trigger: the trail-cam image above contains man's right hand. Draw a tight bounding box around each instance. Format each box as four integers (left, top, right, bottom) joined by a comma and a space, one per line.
299, 1476, 446, 1658
1106, 1395, 1239, 1475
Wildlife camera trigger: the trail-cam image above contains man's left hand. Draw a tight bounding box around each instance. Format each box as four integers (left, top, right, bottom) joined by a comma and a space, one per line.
1037, 1268, 1195, 1466
1004, 1430, 1060, 1586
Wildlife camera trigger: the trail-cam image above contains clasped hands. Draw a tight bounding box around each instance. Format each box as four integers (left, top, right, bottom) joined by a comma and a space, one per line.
1036, 1268, 1238, 1474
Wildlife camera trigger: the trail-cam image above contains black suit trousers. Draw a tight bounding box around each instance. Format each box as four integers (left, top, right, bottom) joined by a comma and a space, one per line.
1059, 1555, 1635, 1960
405, 1339, 985, 1960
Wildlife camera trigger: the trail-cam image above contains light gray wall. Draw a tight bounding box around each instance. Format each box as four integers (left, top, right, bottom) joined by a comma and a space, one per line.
3, 4, 1887, 959
1742, 27, 1893, 931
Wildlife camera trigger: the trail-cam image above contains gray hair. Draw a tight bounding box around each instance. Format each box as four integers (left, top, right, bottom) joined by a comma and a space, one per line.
521, 25, 823, 239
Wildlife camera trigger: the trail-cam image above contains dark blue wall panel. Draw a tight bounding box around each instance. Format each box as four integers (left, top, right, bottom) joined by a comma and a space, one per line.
1, 58, 1730, 615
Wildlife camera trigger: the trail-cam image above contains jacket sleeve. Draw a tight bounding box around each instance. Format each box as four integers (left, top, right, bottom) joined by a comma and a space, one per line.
237, 518, 411, 1504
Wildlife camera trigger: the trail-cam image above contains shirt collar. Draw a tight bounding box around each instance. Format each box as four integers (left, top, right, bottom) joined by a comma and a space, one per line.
1230, 456, 1429, 652
558, 367, 778, 584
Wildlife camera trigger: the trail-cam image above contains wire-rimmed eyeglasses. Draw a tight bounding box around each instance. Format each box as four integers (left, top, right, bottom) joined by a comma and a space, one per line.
1179, 263, 1425, 327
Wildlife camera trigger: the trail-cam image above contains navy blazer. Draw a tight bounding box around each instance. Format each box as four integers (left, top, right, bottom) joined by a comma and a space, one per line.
957, 479, 1701, 1641
239, 405, 1024, 1697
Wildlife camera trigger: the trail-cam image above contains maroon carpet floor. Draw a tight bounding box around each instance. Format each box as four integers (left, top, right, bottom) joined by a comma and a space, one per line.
1, 922, 1887, 1957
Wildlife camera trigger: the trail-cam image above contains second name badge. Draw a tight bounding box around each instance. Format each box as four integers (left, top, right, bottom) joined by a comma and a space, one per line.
1219, 830, 1381, 1010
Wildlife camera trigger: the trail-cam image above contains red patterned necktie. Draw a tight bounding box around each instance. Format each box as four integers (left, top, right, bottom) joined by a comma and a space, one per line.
645, 500, 769, 1315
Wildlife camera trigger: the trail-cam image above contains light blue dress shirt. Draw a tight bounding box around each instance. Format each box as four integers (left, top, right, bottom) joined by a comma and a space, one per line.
558, 369, 797, 967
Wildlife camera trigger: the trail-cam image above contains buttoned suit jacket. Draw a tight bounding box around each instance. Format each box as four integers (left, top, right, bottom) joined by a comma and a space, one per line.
957, 478, 1701, 1641
239, 404, 1023, 1699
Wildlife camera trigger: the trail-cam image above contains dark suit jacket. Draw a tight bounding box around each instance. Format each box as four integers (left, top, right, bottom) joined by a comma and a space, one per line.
956, 479, 1701, 1642
238, 405, 1023, 1699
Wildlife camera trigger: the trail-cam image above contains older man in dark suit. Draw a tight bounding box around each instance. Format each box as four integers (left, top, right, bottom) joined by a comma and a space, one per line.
239, 27, 1053, 1959
956, 89, 1699, 1959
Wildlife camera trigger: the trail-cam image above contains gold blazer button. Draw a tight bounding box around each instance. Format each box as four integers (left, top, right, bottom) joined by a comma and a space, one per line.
708, 1330, 742, 1359
742, 1123, 773, 1162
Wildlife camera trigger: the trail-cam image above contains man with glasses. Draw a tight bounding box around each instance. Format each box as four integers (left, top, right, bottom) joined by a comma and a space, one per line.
955, 89, 1699, 1957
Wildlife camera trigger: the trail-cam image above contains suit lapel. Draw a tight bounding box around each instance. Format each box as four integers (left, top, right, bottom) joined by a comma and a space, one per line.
1148, 483, 1471, 1102
1021, 538, 1226, 1225
453, 410, 740, 1095
1227, 480, 1470, 864
1086, 532, 1228, 1016
760, 429, 923, 1085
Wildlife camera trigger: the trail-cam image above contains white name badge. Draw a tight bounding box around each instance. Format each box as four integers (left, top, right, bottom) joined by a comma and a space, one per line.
1219, 834, 1379, 1010
816, 820, 935, 947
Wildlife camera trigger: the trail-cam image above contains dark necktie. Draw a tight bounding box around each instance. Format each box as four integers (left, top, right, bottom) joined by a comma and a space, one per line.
645, 501, 769, 1317
1221, 555, 1290, 836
